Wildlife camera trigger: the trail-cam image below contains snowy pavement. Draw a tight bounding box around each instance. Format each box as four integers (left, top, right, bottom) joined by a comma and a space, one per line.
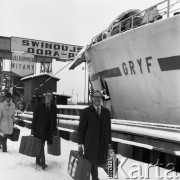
1, 126, 180, 180
0, 126, 109, 180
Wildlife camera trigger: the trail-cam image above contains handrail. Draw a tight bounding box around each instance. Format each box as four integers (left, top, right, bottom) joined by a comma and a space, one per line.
91, 0, 180, 45
16, 111, 180, 131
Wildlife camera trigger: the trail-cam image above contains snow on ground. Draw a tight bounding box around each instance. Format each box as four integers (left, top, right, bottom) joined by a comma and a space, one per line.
1, 126, 180, 180
0, 126, 109, 180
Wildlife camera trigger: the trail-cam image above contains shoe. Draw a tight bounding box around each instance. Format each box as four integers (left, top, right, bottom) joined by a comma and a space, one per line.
42, 163, 48, 170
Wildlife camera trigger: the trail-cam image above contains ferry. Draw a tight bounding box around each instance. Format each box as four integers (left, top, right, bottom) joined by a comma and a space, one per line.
70, 0, 180, 126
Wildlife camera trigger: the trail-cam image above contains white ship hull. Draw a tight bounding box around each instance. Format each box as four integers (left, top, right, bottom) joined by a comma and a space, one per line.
87, 15, 180, 125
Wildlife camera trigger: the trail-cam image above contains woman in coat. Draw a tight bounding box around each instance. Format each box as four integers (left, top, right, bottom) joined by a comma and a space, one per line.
0, 93, 15, 152
78, 90, 112, 180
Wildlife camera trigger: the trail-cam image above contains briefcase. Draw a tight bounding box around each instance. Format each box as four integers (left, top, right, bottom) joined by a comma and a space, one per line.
67, 150, 91, 180
19, 136, 41, 157
47, 130, 61, 156
8, 127, 20, 141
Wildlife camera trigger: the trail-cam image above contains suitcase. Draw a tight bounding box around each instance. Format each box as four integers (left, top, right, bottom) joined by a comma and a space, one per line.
47, 130, 61, 156
0, 131, 5, 145
15, 120, 25, 127
19, 136, 41, 157
101, 148, 119, 179
67, 150, 91, 180
8, 127, 20, 141
25, 122, 31, 129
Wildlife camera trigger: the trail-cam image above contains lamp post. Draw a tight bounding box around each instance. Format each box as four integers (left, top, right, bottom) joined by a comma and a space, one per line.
76, 93, 78, 104
71, 89, 74, 102
84, 62, 87, 104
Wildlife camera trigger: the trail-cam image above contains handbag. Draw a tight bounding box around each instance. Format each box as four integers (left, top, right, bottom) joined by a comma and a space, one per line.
8, 126, 20, 141
67, 150, 91, 180
47, 130, 61, 156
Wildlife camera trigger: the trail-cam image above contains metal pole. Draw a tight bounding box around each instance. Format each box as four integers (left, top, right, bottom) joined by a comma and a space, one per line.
84, 62, 87, 104
0, 58, 3, 102
76, 93, 78, 104
71, 89, 74, 102
88, 74, 90, 104
167, 0, 170, 18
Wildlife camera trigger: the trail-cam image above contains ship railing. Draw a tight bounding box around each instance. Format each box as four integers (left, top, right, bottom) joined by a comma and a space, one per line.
112, 119, 180, 131
91, 0, 180, 45
15, 111, 180, 154
15, 111, 180, 132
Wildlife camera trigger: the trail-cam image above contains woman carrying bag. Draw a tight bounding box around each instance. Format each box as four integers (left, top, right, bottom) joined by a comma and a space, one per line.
0, 93, 15, 152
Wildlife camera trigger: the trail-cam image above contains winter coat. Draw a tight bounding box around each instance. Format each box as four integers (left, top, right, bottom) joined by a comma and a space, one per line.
31, 101, 57, 144
78, 105, 112, 165
0, 100, 15, 135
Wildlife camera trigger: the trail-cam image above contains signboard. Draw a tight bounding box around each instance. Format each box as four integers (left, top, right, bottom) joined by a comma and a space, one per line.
11, 52, 35, 77
11, 37, 83, 61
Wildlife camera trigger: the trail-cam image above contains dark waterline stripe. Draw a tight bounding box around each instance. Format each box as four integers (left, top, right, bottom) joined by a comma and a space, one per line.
90, 67, 121, 81
158, 56, 180, 71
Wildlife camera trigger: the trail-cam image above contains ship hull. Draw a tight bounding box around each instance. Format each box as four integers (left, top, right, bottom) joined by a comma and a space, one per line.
87, 15, 180, 125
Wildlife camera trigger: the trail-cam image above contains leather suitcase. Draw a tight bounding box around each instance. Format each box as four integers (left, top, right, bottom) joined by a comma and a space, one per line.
19, 136, 41, 157
67, 150, 91, 180
8, 127, 20, 141
47, 130, 61, 156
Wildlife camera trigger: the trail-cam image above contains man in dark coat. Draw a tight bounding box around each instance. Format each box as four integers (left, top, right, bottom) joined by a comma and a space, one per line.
78, 90, 112, 180
31, 90, 57, 170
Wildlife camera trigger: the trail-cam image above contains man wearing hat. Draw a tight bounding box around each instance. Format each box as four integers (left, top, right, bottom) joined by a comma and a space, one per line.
0, 92, 15, 152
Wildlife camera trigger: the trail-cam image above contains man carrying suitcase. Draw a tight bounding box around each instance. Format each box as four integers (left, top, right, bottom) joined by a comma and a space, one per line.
31, 90, 57, 170
78, 90, 112, 180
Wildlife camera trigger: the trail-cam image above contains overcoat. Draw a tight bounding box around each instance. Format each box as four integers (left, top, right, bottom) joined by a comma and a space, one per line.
0, 100, 15, 135
78, 105, 112, 165
31, 101, 57, 144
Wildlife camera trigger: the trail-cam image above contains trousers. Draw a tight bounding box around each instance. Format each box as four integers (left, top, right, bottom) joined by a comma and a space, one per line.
0, 135, 11, 152
91, 164, 99, 180
36, 140, 45, 164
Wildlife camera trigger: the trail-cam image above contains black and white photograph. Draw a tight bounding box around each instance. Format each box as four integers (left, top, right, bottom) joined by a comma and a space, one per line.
0, 0, 180, 179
